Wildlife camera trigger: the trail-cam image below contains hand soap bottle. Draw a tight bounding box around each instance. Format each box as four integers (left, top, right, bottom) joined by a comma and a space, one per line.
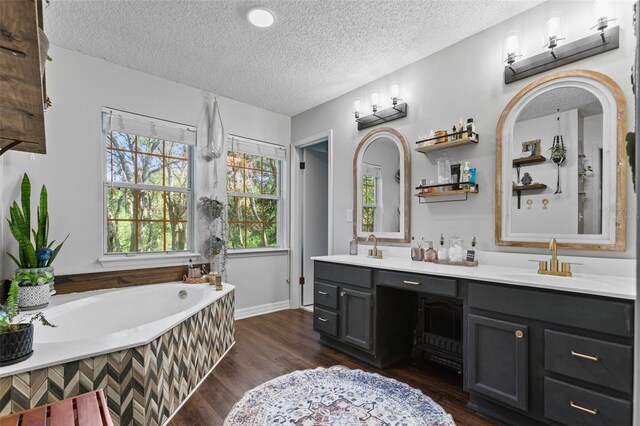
350, 234, 358, 255
465, 235, 479, 266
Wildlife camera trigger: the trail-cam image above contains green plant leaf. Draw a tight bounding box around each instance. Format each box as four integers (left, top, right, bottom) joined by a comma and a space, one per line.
7, 253, 21, 267
37, 185, 48, 249
47, 233, 69, 266
6, 281, 19, 322
20, 174, 31, 236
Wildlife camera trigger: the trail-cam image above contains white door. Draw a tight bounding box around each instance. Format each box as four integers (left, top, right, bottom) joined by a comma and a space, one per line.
301, 143, 329, 306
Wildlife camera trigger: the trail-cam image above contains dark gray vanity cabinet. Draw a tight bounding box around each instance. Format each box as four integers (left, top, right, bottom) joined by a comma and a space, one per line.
467, 282, 634, 426
467, 314, 529, 411
313, 262, 375, 356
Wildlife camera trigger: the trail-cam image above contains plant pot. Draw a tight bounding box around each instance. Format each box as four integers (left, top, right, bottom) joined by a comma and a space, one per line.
17, 283, 51, 310
15, 266, 56, 294
0, 323, 34, 366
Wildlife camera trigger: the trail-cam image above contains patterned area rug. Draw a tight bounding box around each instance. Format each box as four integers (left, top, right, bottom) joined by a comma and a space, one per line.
224, 365, 456, 425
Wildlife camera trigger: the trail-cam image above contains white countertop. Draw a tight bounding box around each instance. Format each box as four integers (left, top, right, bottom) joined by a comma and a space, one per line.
311, 255, 635, 300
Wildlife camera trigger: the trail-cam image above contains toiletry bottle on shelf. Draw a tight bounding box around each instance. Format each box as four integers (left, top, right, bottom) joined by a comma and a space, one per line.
424, 241, 437, 262
437, 234, 448, 263
451, 125, 457, 141
461, 162, 471, 186
459, 118, 466, 138
466, 118, 475, 138
350, 233, 358, 255
469, 168, 477, 189
466, 235, 479, 266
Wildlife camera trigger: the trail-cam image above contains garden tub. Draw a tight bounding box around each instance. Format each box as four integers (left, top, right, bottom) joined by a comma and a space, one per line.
0, 282, 236, 425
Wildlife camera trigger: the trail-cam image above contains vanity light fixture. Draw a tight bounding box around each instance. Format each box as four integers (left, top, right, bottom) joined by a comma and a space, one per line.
370, 92, 380, 113
504, 14, 619, 84
353, 87, 408, 130
544, 16, 565, 59
591, 0, 616, 41
503, 31, 522, 73
247, 7, 275, 28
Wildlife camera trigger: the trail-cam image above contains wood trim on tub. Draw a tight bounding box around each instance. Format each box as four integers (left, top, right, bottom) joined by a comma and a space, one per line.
53, 263, 209, 295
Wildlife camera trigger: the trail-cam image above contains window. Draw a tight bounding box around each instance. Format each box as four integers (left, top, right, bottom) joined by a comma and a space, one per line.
361, 163, 381, 233
102, 109, 195, 254
226, 136, 286, 249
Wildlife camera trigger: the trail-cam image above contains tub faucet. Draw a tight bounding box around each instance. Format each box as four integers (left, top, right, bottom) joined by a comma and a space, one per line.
367, 234, 382, 259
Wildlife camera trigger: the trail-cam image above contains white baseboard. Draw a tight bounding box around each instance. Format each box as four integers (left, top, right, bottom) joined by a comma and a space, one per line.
235, 300, 290, 320
300, 305, 314, 312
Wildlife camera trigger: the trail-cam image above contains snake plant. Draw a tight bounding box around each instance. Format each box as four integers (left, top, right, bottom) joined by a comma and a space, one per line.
6, 174, 68, 269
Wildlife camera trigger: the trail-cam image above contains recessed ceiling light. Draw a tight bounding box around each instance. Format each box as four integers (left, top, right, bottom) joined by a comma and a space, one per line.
247, 7, 275, 28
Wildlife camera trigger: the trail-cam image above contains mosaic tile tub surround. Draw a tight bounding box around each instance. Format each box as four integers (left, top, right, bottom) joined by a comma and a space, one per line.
0, 290, 235, 425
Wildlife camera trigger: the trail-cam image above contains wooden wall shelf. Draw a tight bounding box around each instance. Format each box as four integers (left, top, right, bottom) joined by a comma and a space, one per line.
416, 187, 479, 203
0, 0, 47, 155
512, 155, 546, 166
512, 183, 547, 192
416, 135, 478, 154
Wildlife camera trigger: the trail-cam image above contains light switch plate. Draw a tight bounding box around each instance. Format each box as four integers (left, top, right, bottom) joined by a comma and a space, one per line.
346, 209, 353, 222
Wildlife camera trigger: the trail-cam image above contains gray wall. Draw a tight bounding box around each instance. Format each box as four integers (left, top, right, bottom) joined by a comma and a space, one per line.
292, 0, 636, 259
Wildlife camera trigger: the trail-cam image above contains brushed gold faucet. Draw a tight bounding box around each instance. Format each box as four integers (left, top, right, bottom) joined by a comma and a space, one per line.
367, 234, 383, 259
534, 238, 578, 277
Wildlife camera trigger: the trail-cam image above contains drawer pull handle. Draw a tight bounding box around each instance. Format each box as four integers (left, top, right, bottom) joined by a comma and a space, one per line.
318, 317, 328, 322
570, 401, 598, 415
403, 280, 421, 285
571, 350, 599, 362
317, 291, 328, 295
340, 291, 346, 297
515, 330, 524, 339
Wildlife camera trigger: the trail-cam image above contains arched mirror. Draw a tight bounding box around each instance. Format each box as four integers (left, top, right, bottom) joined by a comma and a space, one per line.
353, 127, 411, 242
496, 70, 627, 250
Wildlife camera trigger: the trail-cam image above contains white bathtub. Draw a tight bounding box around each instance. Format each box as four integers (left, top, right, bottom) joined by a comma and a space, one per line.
0, 282, 235, 377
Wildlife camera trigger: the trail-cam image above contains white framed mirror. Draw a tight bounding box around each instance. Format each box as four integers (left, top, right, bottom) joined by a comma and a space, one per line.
353, 127, 411, 243
496, 70, 627, 251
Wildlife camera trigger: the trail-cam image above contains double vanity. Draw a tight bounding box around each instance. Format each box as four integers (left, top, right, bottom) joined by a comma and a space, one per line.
312, 254, 634, 426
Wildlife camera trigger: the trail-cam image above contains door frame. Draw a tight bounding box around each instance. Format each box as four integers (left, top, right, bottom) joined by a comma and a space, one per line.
290, 129, 334, 309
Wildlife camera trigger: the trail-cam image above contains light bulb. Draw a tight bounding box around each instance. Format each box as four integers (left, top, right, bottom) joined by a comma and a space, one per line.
371, 92, 379, 112
391, 84, 399, 99
592, 0, 616, 32
504, 31, 521, 65
353, 99, 361, 119
545, 15, 562, 50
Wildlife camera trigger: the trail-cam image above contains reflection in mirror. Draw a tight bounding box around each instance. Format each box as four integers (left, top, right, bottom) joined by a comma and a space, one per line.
353, 127, 410, 243
496, 70, 627, 251
511, 87, 603, 235
361, 137, 401, 233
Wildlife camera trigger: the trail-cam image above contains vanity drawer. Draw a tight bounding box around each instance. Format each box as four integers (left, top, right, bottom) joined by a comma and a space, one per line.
544, 377, 632, 426
313, 308, 338, 338
468, 283, 633, 338
315, 261, 372, 289
544, 330, 633, 394
315, 282, 338, 309
377, 270, 457, 297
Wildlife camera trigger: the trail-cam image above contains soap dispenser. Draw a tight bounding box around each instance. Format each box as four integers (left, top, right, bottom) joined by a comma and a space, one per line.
411, 237, 424, 261
437, 234, 448, 263
350, 233, 358, 255
465, 235, 479, 266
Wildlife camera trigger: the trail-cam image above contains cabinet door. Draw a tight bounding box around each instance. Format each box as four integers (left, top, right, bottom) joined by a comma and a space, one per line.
467, 314, 529, 411
340, 287, 373, 351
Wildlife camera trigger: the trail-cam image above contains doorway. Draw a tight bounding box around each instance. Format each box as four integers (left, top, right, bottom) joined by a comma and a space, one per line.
290, 130, 333, 309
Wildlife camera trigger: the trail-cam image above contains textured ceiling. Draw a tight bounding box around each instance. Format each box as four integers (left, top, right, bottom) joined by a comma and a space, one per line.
517, 87, 603, 122
44, 0, 542, 116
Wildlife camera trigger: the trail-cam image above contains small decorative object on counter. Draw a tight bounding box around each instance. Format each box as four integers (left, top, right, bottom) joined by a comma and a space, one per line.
349, 233, 358, 255
436, 234, 448, 262
207, 273, 223, 291
411, 237, 424, 261
465, 235, 479, 267
424, 241, 437, 262
448, 235, 465, 264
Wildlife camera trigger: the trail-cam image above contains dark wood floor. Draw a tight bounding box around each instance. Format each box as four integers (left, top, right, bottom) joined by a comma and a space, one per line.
169, 309, 501, 425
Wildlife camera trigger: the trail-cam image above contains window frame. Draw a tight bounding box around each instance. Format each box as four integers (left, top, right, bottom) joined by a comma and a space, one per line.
226, 136, 287, 251
101, 109, 196, 258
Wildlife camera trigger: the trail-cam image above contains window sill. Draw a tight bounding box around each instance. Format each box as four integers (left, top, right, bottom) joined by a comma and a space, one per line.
98, 252, 202, 269
227, 248, 289, 258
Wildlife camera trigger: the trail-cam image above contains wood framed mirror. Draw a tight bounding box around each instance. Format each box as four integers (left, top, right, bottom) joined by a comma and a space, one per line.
496, 70, 627, 251
353, 127, 411, 243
